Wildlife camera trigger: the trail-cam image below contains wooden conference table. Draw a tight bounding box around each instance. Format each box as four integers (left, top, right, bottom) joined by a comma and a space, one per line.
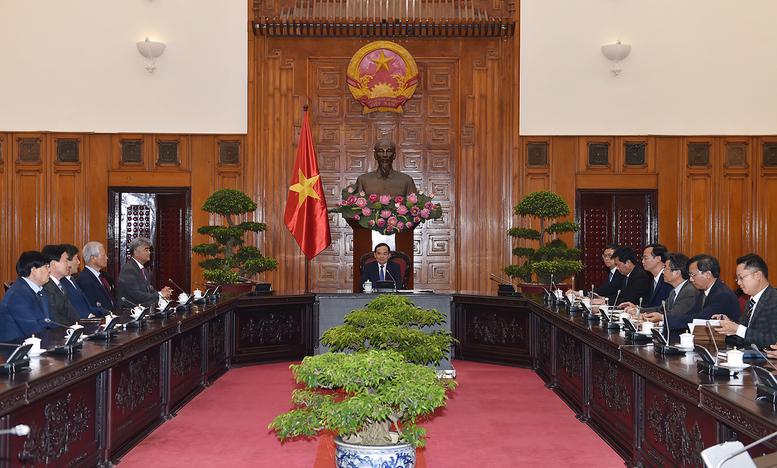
0, 292, 775, 467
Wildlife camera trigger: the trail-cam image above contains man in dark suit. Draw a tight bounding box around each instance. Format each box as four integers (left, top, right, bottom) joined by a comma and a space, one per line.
641, 253, 701, 330
73, 241, 114, 314
608, 246, 652, 306
116, 237, 172, 307
361, 243, 403, 290
688, 254, 740, 322
41, 245, 81, 326
714, 254, 777, 349
0, 251, 57, 341
620, 243, 673, 310
569, 244, 624, 299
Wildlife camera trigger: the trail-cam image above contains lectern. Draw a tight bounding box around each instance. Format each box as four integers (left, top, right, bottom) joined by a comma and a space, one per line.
347, 218, 414, 292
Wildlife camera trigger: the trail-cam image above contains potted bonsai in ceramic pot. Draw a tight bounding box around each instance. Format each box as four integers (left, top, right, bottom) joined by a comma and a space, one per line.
269, 349, 455, 468
505, 190, 583, 293
192, 189, 278, 295
320, 294, 457, 366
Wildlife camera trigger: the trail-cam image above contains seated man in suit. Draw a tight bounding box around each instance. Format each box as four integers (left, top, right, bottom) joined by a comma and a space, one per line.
591, 246, 651, 306
688, 253, 740, 322
620, 243, 673, 310
76, 240, 116, 311
0, 251, 57, 341
361, 243, 403, 290
117, 237, 172, 308
568, 244, 623, 299
41, 244, 81, 326
60, 243, 105, 317
639, 253, 701, 330
713, 254, 777, 349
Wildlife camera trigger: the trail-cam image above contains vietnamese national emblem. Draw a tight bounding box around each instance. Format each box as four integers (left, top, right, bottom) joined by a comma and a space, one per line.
346, 41, 419, 114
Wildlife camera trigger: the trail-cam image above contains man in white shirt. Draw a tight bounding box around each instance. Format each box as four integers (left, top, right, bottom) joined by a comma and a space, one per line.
714, 254, 777, 349
116, 237, 173, 308
641, 253, 700, 330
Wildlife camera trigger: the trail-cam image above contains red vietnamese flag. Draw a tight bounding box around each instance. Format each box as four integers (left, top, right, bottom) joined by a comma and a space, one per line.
284, 110, 332, 259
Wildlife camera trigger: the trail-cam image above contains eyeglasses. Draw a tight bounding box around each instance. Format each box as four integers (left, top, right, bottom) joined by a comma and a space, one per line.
601, 254, 612, 259
735, 271, 757, 283
688, 270, 705, 277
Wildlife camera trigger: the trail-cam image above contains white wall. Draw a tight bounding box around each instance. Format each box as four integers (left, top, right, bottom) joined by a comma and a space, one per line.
0, 0, 246, 133
520, 0, 777, 135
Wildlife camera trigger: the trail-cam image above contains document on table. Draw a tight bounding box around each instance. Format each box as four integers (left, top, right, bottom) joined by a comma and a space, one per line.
689, 319, 721, 330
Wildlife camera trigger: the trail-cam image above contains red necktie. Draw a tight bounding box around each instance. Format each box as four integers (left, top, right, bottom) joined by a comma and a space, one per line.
99, 273, 112, 293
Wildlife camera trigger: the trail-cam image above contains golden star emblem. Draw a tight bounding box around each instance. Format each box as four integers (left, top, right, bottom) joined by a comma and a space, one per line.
371, 51, 394, 72
289, 169, 321, 208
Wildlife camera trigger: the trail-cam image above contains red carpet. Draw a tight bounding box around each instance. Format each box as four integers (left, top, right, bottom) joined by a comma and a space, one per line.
120, 360, 623, 467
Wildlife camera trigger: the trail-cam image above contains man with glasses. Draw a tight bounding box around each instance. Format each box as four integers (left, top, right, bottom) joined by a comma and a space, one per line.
688, 254, 740, 322
639, 253, 701, 330
713, 254, 777, 348
569, 244, 623, 300
0, 251, 57, 341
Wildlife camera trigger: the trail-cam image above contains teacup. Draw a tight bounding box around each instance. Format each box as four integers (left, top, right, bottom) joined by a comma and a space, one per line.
23, 335, 43, 356
193, 288, 203, 299
363, 280, 373, 293
640, 322, 654, 333
178, 293, 189, 303
727, 348, 744, 367
680, 332, 694, 348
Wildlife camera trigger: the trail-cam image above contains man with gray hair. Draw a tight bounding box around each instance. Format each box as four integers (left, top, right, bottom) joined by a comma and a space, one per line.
75, 241, 116, 311
117, 237, 172, 308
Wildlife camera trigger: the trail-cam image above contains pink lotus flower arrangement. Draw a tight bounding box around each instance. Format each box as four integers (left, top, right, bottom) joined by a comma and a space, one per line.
330, 184, 443, 235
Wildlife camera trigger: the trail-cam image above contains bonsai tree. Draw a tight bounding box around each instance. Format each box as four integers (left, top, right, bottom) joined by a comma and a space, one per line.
505, 190, 583, 284
320, 294, 457, 366
192, 189, 278, 284
269, 349, 456, 448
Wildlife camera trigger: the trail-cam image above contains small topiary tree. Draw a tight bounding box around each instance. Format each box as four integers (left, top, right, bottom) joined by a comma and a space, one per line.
505, 191, 583, 285
269, 349, 455, 448
192, 189, 278, 284
320, 294, 457, 366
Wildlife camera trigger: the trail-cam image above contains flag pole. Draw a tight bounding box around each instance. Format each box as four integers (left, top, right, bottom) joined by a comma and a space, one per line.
303, 103, 311, 294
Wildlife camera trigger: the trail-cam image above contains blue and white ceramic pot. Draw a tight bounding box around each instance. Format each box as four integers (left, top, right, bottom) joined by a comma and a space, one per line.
334, 437, 416, 468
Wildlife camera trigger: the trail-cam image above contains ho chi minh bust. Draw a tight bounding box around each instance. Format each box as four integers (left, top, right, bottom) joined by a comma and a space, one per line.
354, 141, 418, 197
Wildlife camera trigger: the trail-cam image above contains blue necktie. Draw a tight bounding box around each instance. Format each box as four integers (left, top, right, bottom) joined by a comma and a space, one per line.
608, 271, 613, 282
380, 265, 385, 281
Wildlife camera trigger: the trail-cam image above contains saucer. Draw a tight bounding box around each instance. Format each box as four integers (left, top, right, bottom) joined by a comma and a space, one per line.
636, 331, 653, 336
719, 362, 750, 371
675, 345, 694, 351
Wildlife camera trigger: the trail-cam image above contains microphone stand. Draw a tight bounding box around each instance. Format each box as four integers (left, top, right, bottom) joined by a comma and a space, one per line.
749, 344, 777, 403
696, 322, 731, 377
653, 301, 684, 356
385, 266, 398, 292
702, 427, 777, 468
0, 425, 30, 436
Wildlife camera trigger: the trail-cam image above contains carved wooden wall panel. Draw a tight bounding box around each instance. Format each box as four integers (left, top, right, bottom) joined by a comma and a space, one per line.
252, 37, 510, 293
554, 330, 584, 413
589, 350, 633, 457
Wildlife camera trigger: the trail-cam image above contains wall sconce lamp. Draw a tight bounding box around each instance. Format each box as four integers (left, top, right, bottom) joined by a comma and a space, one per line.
601, 40, 631, 76
136, 37, 166, 73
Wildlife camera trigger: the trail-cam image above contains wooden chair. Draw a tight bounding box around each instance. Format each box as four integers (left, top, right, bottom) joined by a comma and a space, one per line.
359, 250, 412, 289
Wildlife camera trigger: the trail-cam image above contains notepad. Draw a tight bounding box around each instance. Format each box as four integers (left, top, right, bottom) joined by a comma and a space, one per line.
689, 319, 721, 330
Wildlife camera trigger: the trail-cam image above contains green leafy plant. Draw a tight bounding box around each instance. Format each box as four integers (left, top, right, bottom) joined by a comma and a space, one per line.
505, 191, 582, 284
192, 189, 278, 284
268, 349, 456, 448
320, 294, 457, 365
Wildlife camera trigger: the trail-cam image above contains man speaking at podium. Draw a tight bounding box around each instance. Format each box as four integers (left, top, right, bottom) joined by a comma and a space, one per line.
361, 243, 403, 290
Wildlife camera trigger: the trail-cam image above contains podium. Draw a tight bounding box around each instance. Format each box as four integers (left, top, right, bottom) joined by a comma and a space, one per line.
348, 218, 414, 292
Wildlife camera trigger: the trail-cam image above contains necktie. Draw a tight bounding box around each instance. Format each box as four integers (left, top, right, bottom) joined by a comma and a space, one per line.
608, 271, 613, 282
380, 265, 385, 281
57, 282, 65, 294
99, 273, 111, 292
666, 289, 676, 309
743, 298, 756, 327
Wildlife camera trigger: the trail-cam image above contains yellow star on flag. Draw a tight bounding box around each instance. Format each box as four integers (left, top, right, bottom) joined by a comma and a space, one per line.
289, 169, 321, 208
371, 51, 394, 72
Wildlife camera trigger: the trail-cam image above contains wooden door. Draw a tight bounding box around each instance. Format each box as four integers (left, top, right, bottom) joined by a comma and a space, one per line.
576, 191, 656, 289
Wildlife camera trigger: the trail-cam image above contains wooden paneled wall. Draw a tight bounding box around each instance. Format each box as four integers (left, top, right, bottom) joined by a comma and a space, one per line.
516, 136, 777, 290
0, 132, 245, 293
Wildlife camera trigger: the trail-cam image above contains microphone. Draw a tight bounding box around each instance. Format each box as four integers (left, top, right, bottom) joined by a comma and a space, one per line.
703, 428, 777, 468
44, 318, 74, 328
94, 302, 112, 316
750, 344, 777, 372
385, 265, 398, 290
612, 290, 621, 311
168, 278, 187, 293
550, 274, 555, 293
706, 321, 721, 365
589, 284, 598, 299
0, 342, 26, 347
121, 297, 141, 308
661, 300, 669, 341
0, 425, 30, 436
